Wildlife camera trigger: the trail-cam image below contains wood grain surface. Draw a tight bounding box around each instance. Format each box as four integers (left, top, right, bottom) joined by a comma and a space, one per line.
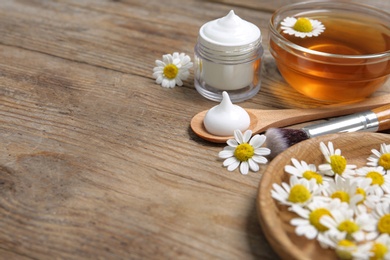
0, 0, 389, 259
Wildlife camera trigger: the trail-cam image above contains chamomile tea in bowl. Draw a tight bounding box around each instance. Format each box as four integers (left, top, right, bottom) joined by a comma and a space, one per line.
269, 1, 390, 102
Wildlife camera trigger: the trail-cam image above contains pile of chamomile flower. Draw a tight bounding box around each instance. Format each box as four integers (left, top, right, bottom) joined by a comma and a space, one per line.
271, 141, 390, 260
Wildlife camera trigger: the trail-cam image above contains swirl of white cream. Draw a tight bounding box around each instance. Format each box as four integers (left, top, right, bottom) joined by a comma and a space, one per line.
203, 91, 250, 136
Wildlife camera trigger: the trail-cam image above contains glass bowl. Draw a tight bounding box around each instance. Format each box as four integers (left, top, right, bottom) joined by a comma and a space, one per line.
269, 1, 390, 102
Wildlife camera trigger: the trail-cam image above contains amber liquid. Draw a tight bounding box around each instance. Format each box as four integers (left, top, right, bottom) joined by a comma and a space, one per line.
271, 13, 390, 102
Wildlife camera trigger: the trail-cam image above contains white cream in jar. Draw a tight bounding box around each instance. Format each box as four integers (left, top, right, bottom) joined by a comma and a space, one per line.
203, 91, 250, 136
194, 10, 263, 102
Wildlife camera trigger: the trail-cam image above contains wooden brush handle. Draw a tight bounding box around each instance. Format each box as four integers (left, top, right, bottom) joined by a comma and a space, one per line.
372, 104, 390, 131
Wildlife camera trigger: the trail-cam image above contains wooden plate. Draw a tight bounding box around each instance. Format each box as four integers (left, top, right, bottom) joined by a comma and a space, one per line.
257, 132, 390, 260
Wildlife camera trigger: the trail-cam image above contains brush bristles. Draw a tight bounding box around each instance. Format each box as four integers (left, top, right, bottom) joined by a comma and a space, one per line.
265, 128, 310, 159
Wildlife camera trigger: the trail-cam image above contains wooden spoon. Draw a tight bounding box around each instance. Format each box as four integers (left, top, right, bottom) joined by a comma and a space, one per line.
190, 94, 390, 143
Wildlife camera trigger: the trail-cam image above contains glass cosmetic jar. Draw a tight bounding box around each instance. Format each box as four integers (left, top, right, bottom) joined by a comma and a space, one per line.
194, 10, 264, 102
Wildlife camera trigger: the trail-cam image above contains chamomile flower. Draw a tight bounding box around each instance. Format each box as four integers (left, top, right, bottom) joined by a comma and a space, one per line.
353, 234, 390, 260
284, 158, 329, 186
318, 141, 356, 178
289, 199, 347, 241
320, 207, 376, 242
356, 166, 390, 196
319, 229, 347, 249
323, 175, 363, 208
321, 230, 356, 255
367, 144, 390, 173
353, 178, 381, 212
280, 17, 325, 38
271, 175, 322, 207
372, 202, 390, 236
335, 239, 358, 260
153, 52, 193, 88
218, 130, 270, 175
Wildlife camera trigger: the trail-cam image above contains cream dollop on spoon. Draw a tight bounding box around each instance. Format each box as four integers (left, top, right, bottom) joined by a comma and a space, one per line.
190, 93, 390, 143
203, 91, 250, 136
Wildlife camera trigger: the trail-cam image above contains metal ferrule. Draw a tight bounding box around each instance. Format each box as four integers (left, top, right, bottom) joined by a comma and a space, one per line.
302, 111, 379, 138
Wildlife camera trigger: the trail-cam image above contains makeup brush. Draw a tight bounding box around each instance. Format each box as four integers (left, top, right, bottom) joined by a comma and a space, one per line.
265, 104, 390, 159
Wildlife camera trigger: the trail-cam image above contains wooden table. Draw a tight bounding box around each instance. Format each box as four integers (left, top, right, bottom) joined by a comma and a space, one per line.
0, 0, 389, 259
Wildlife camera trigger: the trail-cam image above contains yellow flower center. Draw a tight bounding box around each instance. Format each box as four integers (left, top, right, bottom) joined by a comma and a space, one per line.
302, 170, 323, 184
234, 143, 254, 162
288, 184, 311, 203
331, 191, 350, 203
355, 188, 366, 204
378, 214, 390, 234
379, 153, 390, 170
336, 239, 356, 260
163, 64, 179, 79
330, 155, 347, 175
293, 17, 313, 33
370, 242, 388, 260
367, 171, 385, 186
338, 220, 359, 236
309, 208, 331, 232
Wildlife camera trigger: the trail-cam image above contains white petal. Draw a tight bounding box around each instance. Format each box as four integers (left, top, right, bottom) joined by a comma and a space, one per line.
352, 231, 365, 242
272, 183, 289, 198
371, 149, 382, 158
255, 147, 271, 156
290, 158, 301, 167
175, 77, 183, 86
304, 226, 318, 239
169, 79, 176, 88
234, 130, 244, 144
242, 130, 252, 143
182, 61, 193, 70
318, 164, 331, 171
178, 70, 190, 80
152, 71, 162, 78
172, 58, 181, 66
162, 79, 170, 88
328, 142, 334, 154
181, 55, 191, 64
249, 134, 266, 148
281, 17, 297, 27
271, 192, 287, 203
223, 157, 238, 167
154, 75, 163, 84
291, 218, 309, 226
227, 139, 238, 147
218, 150, 234, 159
290, 205, 309, 218
252, 155, 268, 164
227, 161, 240, 171
163, 54, 173, 64
285, 165, 300, 176
155, 60, 165, 67
172, 52, 179, 59
295, 224, 310, 236
366, 232, 379, 241
240, 161, 249, 175
320, 142, 329, 156
153, 66, 163, 73
248, 159, 259, 172
320, 215, 336, 228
